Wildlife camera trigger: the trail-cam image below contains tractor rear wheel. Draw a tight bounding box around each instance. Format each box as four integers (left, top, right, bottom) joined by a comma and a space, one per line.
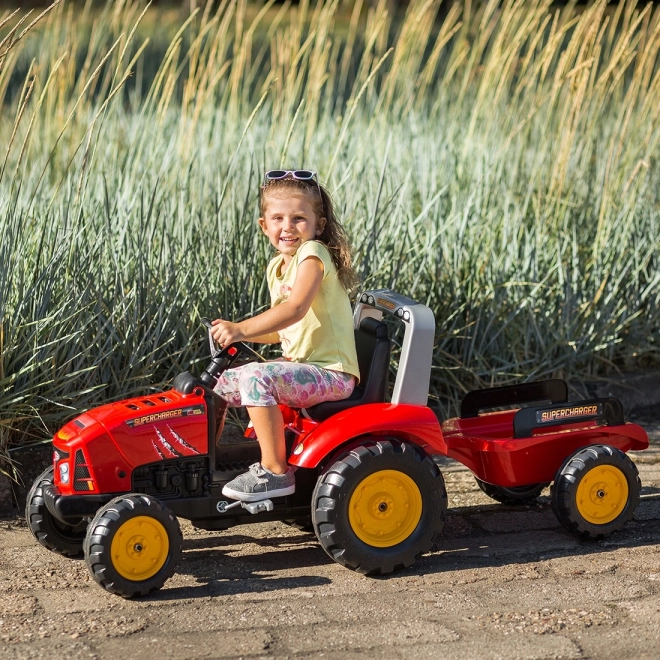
475, 478, 549, 504
551, 445, 640, 540
84, 493, 182, 598
25, 467, 87, 558
312, 438, 447, 576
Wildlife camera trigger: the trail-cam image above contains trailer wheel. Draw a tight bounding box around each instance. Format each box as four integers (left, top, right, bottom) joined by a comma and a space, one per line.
312, 438, 447, 576
25, 467, 87, 558
84, 494, 182, 598
475, 478, 549, 504
551, 445, 640, 540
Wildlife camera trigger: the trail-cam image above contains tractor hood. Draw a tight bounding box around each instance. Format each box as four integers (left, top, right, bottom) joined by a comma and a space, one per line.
52, 388, 209, 495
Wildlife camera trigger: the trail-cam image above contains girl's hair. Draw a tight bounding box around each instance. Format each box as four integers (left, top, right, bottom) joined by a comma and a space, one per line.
260, 177, 358, 290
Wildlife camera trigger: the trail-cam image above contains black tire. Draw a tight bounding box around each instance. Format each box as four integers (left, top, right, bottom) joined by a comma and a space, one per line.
551, 445, 641, 540
25, 466, 87, 558
312, 438, 447, 576
84, 494, 182, 598
475, 478, 550, 504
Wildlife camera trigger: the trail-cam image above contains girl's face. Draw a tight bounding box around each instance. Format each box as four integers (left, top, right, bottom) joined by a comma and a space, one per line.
259, 192, 326, 263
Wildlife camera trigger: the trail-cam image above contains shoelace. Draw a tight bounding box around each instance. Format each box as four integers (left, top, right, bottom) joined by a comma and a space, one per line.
249, 462, 267, 477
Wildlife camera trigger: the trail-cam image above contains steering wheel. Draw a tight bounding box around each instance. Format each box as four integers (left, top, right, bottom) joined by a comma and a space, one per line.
198, 318, 266, 388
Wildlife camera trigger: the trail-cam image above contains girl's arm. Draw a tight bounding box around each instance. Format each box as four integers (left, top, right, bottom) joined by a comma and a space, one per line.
211, 257, 324, 347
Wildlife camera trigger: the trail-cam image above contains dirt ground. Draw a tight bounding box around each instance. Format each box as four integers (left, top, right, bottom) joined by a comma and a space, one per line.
1, 424, 659, 660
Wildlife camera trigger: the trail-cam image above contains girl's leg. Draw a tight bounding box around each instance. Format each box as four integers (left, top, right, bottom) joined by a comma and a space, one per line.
215, 364, 289, 472
221, 361, 355, 501
237, 361, 355, 473
237, 360, 355, 410
213, 366, 245, 407
246, 405, 287, 473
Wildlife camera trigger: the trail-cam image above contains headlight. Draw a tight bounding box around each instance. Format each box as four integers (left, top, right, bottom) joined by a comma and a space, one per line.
59, 462, 70, 484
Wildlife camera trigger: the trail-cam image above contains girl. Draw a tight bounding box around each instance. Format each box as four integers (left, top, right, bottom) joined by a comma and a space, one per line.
210, 170, 359, 502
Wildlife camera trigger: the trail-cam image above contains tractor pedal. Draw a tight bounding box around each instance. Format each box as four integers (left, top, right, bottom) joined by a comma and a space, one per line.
242, 499, 274, 514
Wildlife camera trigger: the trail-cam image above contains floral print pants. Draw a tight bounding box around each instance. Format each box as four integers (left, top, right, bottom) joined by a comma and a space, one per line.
214, 360, 356, 408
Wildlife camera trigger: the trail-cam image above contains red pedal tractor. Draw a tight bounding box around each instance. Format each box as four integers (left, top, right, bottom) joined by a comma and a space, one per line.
26, 289, 649, 597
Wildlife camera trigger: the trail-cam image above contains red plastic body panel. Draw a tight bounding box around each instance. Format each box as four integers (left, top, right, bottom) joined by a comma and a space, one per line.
50, 384, 650, 496
288, 403, 446, 468
441, 410, 649, 487
52, 389, 209, 494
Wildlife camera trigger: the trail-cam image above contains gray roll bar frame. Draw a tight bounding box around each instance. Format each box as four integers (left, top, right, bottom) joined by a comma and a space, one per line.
353, 289, 435, 407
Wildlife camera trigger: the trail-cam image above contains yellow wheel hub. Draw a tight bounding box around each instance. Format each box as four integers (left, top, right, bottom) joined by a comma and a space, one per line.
348, 469, 423, 548
576, 465, 629, 525
110, 516, 169, 581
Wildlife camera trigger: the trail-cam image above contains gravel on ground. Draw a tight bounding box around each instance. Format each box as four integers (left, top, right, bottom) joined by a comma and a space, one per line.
1, 424, 658, 659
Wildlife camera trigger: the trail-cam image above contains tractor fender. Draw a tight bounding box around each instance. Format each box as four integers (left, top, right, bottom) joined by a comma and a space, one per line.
289, 403, 446, 469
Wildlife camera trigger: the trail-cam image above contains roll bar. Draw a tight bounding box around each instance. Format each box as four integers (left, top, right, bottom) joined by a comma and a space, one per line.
353, 289, 435, 406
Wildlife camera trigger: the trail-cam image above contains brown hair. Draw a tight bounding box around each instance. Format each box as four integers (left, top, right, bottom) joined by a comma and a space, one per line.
259, 177, 358, 291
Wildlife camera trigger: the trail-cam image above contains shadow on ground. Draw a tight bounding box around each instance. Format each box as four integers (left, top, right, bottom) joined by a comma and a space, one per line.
165, 493, 660, 596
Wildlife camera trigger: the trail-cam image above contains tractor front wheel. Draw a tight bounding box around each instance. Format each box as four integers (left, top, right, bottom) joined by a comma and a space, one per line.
84, 494, 182, 598
25, 467, 87, 558
551, 445, 640, 540
312, 438, 447, 576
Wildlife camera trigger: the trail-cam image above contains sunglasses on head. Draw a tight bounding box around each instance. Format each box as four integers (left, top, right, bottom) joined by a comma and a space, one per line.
262, 170, 324, 213
264, 170, 317, 184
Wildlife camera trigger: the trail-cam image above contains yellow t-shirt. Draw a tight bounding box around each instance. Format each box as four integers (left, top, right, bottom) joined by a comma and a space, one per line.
266, 241, 360, 380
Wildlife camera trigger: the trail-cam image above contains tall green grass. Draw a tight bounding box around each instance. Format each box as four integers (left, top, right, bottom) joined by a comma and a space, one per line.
1, 0, 659, 459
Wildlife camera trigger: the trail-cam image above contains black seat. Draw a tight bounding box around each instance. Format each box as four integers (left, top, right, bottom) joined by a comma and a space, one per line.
304, 317, 391, 422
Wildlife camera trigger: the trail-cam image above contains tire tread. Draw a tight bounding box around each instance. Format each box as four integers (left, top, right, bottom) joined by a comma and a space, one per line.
25, 467, 86, 558
311, 438, 447, 576
84, 493, 182, 598
551, 444, 640, 540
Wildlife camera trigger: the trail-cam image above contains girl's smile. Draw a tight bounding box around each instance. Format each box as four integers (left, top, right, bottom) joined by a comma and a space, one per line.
259, 194, 326, 264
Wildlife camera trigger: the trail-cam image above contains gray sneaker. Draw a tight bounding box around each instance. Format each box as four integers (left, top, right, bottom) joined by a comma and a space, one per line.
222, 463, 296, 502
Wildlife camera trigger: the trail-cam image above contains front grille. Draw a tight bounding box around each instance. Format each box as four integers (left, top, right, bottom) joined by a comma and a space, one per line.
73, 450, 93, 491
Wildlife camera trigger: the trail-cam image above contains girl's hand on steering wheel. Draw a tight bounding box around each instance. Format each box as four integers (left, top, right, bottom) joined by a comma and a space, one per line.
211, 319, 246, 347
